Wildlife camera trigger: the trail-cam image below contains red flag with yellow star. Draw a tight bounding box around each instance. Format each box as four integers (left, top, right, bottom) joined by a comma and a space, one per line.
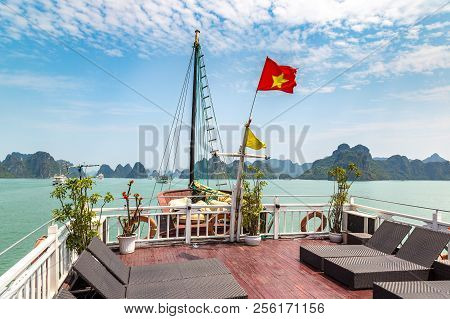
257, 57, 297, 93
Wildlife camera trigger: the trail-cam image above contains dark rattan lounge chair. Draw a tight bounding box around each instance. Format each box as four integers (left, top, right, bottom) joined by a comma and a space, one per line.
72, 250, 247, 299
323, 227, 450, 289
54, 288, 77, 299
300, 220, 412, 270
373, 281, 450, 299
87, 237, 231, 285
432, 260, 450, 280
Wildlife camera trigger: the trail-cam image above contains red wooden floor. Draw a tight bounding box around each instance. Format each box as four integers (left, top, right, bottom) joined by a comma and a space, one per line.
119, 238, 372, 299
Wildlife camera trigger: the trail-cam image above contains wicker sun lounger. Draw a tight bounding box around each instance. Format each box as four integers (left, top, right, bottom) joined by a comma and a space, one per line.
431, 260, 450, 280
373, 281, 450, 299
300, 221, 412, 270
323, 227, 450, 289
72, 250, 247, 299
54, 288, 77, 299
87, 237, 231, 285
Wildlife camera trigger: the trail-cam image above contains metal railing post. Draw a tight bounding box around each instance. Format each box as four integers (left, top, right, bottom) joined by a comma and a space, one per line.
342, 211, 348, 234
48, 225, 59, 298
236, 187, 243, 242
103, 217, 109, 244
185, 199, 192, 244
349, 196, 355, 207
273, 196, 280, 240
342, 197, 354, 234
432, 210, 441, 231
229, 185, 236, 242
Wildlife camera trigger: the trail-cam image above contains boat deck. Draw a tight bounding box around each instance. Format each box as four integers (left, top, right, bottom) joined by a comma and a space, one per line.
119, 238, 372, 299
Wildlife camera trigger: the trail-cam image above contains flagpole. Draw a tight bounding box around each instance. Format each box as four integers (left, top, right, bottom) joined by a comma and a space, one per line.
248, 89, 259, 120
234, 59, 264, 241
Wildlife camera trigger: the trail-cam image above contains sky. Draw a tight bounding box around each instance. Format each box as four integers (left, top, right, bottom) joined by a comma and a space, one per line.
0, 0, 449, 169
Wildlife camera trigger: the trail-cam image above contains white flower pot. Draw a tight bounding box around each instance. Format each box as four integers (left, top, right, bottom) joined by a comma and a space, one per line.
329, 232, 343, 243
117, 234, 136, 254
244, 235, 261, 246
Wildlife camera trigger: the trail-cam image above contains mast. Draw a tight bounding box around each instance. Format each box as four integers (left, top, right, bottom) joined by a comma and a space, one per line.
189, 30, 200, 187
234, 118, 251, 225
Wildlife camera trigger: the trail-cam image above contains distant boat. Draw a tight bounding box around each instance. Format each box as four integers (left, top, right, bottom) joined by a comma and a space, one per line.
156, 175, 171, 184
52, 174, 67, 186
96, 173, 104, 180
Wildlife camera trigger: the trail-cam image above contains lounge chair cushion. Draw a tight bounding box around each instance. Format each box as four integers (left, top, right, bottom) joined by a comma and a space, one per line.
87, 237, 130, 285
395, 227, 450, 267
183, 274, 248, 299
127, 274, 247, 299
73, 251, 126, 299
127, 279, 188, 299
323, 255, 430, 289
300, 221, 412, 271
129, 263, 182, 285
326, 255, 428, 273
128, 258, 231, 285
365, 221, 412, 254
373, 281, 450, 299
54, 288, 76, 299
323, 227, 450, 289
300, 245, 386, 271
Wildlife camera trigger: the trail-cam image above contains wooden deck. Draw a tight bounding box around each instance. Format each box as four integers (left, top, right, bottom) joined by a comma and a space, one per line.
120, 238, 372, 299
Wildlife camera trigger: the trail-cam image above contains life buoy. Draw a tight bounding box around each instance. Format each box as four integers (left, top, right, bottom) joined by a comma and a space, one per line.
300, 211, 327, 232
138, 216, 158, 239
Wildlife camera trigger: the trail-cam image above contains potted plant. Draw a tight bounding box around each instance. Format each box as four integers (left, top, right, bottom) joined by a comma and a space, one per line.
117, 180, 143, 254
328, 163, 361, 243
51, 177, 114, 254
241, 166, 267, 246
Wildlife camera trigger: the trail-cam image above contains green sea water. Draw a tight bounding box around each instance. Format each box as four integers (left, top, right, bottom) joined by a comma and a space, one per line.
0, 178, 449, 275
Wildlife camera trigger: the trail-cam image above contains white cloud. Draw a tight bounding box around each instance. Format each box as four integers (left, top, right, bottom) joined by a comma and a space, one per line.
104, 48, 123, 57
0, 70, 81, 91
405, 26, 421, 40
391, 85, 450, 102
425, 21, 450, 30
0, 0, 447, 56
1, 0, 449, 92
341, 84, 357, 90
389, 45, 450, 74
351, 24, 366, 32
352, 44, 450, 78
272, 0, 445, 26
301, 85, 336, 94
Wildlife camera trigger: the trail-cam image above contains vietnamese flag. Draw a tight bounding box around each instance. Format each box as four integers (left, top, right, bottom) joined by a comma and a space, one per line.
257, 57, 297, 93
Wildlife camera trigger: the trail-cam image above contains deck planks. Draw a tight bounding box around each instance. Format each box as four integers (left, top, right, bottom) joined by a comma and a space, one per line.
119, 238, 372, 299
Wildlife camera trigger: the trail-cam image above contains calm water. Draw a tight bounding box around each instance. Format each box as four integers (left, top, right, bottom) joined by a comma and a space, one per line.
0, 178, 449, 275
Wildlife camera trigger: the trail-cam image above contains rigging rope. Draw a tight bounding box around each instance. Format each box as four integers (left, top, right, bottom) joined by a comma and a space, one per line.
149, 49, 194, 205
197, 46, 232, 189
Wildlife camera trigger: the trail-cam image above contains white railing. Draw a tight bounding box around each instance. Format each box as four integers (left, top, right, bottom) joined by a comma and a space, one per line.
0, 225, 75, 299
99, 198, 333, 244
1, 193, 449, 299
99, 201, 235, 244
257, 201, 331, 239
343, 196, 450, 252
345, 196, 450, 233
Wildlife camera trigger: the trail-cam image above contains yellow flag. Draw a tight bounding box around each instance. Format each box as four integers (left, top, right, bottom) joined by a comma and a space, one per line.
246, 127, 266, 150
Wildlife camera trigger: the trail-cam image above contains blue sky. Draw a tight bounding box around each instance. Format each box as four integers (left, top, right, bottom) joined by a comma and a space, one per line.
0, 0, 449, 169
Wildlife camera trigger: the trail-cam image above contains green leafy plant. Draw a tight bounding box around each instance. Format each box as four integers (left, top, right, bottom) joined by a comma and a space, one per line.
241, 166, 267, 236
118, 180, 144, 237
328, 163, 361, 234
51, 177, 114, 254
